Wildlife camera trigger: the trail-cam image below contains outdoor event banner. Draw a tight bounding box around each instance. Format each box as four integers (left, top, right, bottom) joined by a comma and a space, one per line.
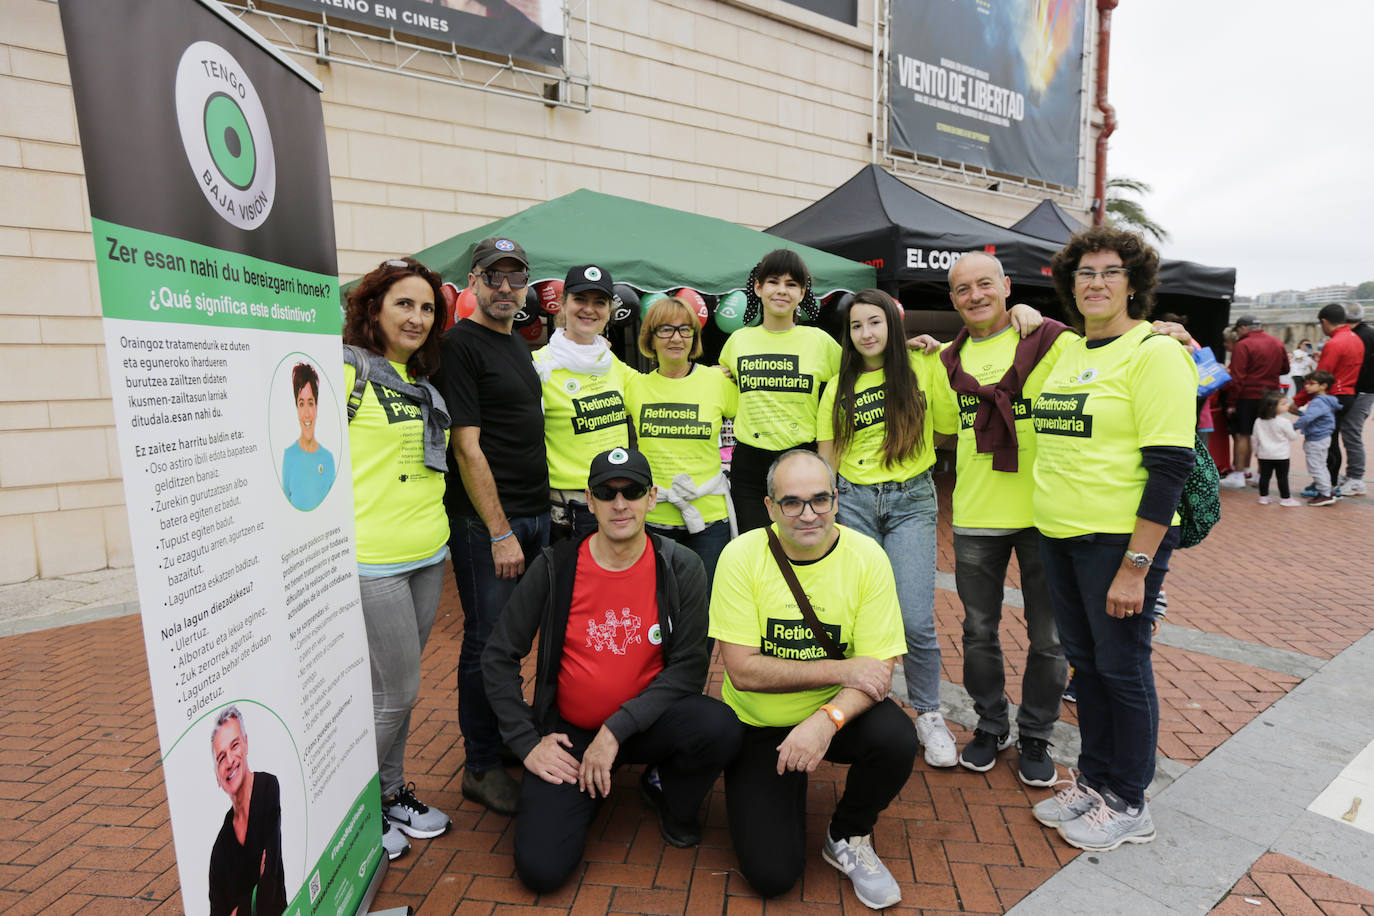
58, 1, 382, 914
888, 0, 1086, 188
266, 0, 567, 66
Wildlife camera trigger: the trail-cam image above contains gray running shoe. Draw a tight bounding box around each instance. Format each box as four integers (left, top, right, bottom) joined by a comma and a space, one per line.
822, 832, 902, 910
385, 783, 451, 838
1032, 771, 1100, 828
380, 817, 410, 860
1057, 789, 1155, 851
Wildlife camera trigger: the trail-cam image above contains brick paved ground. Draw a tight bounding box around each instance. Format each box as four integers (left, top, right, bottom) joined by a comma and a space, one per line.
1208, 853, 1374, 915
1, 472, 1371, 914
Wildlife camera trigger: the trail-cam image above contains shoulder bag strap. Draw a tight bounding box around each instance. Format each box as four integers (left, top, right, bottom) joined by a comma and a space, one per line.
764, 527, 845, 661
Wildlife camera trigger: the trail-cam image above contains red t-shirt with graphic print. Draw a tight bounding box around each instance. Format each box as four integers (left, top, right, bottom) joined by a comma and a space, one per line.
557, 535, 664, 730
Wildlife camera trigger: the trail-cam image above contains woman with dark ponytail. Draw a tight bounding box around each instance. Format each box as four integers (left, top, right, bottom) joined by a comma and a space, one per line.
718, 249, 841, 532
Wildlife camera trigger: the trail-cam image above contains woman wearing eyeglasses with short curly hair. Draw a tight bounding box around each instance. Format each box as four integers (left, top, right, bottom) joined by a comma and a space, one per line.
1028, 226, 1197, 853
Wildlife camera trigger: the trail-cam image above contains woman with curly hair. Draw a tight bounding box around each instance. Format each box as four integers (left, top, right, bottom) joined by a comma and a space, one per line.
343, 257, 453, 860
1027, 227, 1197, 852
281, 361, 335, 511
815, 289, 957, 767
719, 249, 841, 533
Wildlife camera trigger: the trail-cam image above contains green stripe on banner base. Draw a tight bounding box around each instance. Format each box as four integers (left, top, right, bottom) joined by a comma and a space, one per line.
288, 773, 383, 915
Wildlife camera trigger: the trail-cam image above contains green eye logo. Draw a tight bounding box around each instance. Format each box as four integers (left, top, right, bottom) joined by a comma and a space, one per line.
203, 93, 255, 190
175, 41, 275, 230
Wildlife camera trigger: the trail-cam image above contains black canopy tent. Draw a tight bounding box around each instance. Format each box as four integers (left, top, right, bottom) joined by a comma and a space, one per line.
1011, 198, 1236, 352
766, 165, 1062, 307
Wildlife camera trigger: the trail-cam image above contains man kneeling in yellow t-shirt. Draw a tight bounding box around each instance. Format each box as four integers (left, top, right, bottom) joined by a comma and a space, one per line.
709, 450, 917, 910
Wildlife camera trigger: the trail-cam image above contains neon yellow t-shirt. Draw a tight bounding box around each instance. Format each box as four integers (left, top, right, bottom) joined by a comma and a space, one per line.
719, 325, 841, 450
708, 525, 907, 727
625, 365, 738, 527
345, 362, 451, 565
814, 351, 948, 485
1031, 322, 1199, 538
930, 327, 1076, 528
533, 349, 632, 491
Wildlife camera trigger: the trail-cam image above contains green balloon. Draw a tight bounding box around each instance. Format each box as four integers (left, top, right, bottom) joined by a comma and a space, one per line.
713, 290, 748, 333
639, 291, 668, 318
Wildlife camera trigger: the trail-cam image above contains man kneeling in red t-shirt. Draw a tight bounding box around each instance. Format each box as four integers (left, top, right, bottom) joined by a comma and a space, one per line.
483, 446, 743, 892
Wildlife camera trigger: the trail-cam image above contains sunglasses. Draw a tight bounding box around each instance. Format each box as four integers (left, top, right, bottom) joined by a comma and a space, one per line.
480, 269, 530, 289
589, 482, 649, 502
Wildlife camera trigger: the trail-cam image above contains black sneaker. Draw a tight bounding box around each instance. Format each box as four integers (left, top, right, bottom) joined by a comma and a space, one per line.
1017, 737, 1057, 787
638, 768, 701, 847
1307, 494, 1337, 507
958, 728, 1012, 772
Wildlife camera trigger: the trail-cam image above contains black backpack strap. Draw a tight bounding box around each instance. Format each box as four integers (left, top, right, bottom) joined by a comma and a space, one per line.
342, 344, 371, 423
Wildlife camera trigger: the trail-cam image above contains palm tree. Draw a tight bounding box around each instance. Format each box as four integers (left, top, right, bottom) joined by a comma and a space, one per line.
1106, 176, 1169, 243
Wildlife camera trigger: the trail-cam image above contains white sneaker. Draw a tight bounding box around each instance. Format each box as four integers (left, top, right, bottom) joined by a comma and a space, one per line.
1218, 472, 1247, 490
1344, 479, 1367, 496
915, 711, 957, 768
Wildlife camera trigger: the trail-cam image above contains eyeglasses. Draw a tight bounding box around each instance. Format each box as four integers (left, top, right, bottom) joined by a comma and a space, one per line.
480, 269, 529, 289
589, 482, 649, 502
1072, 267, 1129, 284
653, 324, 696, 339
773, 492, 836, 517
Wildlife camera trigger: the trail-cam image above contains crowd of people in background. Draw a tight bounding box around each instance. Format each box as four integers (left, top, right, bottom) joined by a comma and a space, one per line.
333, 225, 1220, 909
1217, 302, 1374, 505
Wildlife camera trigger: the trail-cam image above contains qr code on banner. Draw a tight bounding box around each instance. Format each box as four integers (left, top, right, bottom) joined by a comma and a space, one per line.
309, 870, 322, 905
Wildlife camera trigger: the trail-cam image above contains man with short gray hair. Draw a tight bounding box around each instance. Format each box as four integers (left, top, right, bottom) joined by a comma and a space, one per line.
207, 706, 287, 916
1341, 303, 1374, 495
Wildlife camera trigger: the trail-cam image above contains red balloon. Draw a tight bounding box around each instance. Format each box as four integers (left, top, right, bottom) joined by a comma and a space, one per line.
456, 285, 477, 321
674, 287, 709, 327
440, 282, 461, 331
535, 279, 564, 315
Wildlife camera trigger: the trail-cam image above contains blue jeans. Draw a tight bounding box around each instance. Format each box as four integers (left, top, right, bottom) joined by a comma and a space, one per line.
835, 470, 940, 712
1039, 527, 1178, 807
450, 512, 550, 772
648, 519, 731, 598
359, 557, 446, 797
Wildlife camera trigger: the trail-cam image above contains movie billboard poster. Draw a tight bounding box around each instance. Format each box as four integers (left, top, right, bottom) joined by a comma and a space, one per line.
58, 1, 383, 913
888, 0, 1087, 188
267, 0, 566, 66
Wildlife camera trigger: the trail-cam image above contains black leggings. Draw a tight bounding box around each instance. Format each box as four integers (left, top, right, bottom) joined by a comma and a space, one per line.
730, 440, 816, 534
1257, 458, 1290, 498
724, 698, 917, 897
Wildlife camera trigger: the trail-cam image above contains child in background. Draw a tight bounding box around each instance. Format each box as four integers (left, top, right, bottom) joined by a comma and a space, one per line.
1253, 390, 1302, 506
1290, 370, 1340, 507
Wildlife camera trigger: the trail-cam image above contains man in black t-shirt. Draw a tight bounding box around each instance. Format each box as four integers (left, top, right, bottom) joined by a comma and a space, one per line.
434, 237, 550, 815
207, 706, 287, 916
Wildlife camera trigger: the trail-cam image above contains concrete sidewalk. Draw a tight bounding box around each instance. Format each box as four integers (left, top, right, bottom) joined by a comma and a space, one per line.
1, 476, 1372, 915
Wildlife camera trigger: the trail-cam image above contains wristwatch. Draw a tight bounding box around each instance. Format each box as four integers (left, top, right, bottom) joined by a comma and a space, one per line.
1123, 549, 1152, 569
818, 704, 846, 731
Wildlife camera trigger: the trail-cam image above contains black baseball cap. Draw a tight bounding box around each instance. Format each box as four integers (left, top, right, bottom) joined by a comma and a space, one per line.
471, 237, 529, 270
587, 447, 653, 489
563, 264, 614, 297
1233, 315, 1261, 330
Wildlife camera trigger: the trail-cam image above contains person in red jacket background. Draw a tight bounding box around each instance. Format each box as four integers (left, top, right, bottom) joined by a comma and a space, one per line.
1220, 316, 1288, 489
1295, 304, 1364, 496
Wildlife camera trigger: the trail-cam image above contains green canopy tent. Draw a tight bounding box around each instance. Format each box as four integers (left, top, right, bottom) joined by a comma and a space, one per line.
397, 188, 876, 297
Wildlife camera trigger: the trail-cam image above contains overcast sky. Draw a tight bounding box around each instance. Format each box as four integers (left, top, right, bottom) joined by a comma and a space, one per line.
1106, 1, 1374, 298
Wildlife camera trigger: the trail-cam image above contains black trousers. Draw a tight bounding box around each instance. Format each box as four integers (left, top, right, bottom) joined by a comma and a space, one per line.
1327, 394, 1355, 483
723, 698, 917, 898
1257, 458, 1290, 498
513, 694, 742, 892
730, 440, 816, 534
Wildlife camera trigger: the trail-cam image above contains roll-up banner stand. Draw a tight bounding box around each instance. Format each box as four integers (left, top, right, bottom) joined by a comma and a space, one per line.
58, 1, 384, 913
